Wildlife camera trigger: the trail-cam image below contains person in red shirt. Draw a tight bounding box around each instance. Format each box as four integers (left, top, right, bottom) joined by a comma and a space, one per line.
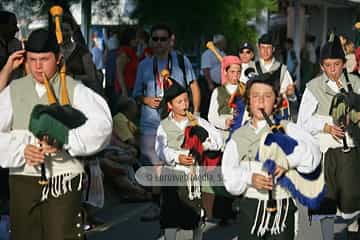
115, 27, 138, 98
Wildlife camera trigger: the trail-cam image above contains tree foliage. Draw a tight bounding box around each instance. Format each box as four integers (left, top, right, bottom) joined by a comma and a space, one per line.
131, 0, 277, 53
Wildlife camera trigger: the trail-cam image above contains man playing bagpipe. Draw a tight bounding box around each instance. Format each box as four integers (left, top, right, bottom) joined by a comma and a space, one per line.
297, 33, 360, 239
155, 74, 223, 240
222, 72, 323, 239
255, 33, 297, 121
0, 28, 112, 240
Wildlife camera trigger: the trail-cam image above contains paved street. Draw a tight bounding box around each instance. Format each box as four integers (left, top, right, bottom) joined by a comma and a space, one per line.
86, 182, 336, 240
87, 188, 360, 240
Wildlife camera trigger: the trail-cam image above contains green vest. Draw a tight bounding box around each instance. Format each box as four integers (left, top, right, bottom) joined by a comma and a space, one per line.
160, 117, 188, 151
230, 121, 292, 200
231, 120, 290, 162
231, 123, 269, 162
216, 85, 233, 115
10, 73, 77, 129
307, 73, 360, 116
9, 73, 83, 179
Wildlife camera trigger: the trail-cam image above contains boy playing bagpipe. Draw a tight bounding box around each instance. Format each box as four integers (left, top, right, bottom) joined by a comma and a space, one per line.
155, 75, 223, 240
208, 55, 247, 140
207, 55, 247, 222
222, 72, 323, 239
297, 33, 360, 238
0, 28, 112, 240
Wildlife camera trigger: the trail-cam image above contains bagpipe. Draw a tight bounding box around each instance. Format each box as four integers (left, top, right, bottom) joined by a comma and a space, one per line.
329, 69, 360, 149
28, 5, 87, 185
259, 110, 326, 210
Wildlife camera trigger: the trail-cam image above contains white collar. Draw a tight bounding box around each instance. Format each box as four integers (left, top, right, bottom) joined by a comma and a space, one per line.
225, 83, 238, 94
35, 81, 47, 98
169, 112, 189, 129
249, 119, 267, 134
324, 76, 341, 93
33, 73, 59, 98
260, 58, 275, 70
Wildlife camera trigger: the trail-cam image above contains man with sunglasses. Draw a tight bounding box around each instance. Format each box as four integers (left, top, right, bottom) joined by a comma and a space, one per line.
238, 42, 255, 83
133, 23, 200, 222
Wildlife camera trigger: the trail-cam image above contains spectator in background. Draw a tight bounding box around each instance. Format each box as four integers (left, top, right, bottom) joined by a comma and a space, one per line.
343, 38, 357, 73
300, 35, 317, 95
201, 34, 226, 91
115, 27, 139, 99
136, 28, 152, 61
0, 10, 23, 225
91, 39, 104, 86
101, 97, 150, 201
0, 11, 23, 81
286, 38, 298, 80
60, 15, 103, 96
104, 28, 120, 111
199, 34, 226, 119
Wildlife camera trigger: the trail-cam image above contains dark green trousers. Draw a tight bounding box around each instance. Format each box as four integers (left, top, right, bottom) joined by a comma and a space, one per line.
237, 198, 297, 240
10, 175, 84, 240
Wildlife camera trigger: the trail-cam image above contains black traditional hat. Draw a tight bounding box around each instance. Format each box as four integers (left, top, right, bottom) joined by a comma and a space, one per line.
320, 33, 345, 62
245, 71, 280, 98
25, 28, 59, 54
0, 11, 18, 32
0, 11, 17, 25
258, 33, 273, 45
239, 41, 254, 52
163, 77, 187, 104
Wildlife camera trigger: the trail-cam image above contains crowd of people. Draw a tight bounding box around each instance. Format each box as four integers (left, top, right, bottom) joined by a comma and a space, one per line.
1, 6, 360, 240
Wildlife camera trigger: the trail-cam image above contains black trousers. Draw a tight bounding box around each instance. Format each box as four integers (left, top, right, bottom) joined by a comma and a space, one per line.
324, 147, 360, 215
10, 175, 84, 240
237, 198, 297, 240
0, 167, 9, 215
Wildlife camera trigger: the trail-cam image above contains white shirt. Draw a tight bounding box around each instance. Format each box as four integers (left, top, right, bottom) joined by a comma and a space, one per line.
306, 42, 316, 64
240, 62, 251, 83
260, 58, 294, 96
0, 81, 113, 168
297, 77, 344, 135
208, 84, 238, 130
222, 120, 321, 196
155, 113, 223, 166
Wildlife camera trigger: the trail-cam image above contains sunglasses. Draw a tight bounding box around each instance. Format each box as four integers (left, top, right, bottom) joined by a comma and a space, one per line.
151, 36, 169, 42
240, 50, 252, 54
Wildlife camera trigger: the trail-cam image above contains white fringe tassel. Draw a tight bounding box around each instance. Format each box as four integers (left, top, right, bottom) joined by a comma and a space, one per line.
40, 173, 83, 201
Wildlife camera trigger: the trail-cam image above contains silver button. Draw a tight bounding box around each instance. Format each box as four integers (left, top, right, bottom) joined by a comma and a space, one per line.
76, 223, 81, 228
77, 233, 81, 237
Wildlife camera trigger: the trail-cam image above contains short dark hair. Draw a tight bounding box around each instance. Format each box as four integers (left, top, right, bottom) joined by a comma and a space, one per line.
150, 24, 172, 38
244, 75, 280, 115
286, 38, 294, 45
119, 27, 137, 46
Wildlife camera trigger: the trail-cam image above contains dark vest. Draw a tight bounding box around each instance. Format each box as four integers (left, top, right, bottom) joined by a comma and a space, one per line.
217, 85, 233, 115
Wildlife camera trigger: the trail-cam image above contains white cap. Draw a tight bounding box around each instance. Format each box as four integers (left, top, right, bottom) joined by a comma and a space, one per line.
213, 34, 225, 44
